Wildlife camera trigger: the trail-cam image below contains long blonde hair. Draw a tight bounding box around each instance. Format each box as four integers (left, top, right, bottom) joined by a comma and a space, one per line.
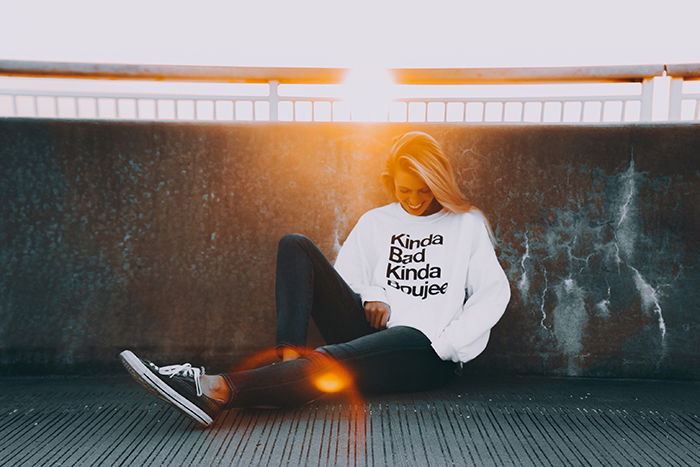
381, 131, 473, 214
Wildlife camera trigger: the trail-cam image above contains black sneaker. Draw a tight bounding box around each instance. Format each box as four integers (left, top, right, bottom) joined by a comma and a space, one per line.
119, 350, 224, 427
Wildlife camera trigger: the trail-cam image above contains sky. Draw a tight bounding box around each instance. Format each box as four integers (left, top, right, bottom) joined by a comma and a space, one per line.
1, 0, 699, 68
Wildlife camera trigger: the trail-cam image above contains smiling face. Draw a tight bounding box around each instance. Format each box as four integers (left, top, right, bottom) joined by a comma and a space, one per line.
393, 169, 440, 216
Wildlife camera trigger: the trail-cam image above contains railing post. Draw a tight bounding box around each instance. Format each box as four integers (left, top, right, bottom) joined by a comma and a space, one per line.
640, 77, 654, 122
668, 77, 683, 121
269, 80, 279, 121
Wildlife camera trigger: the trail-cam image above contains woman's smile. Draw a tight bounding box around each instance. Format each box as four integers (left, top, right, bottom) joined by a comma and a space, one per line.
393, 170, 441, 216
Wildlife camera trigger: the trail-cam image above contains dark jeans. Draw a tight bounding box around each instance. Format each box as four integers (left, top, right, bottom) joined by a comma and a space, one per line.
221, 233, 456, 408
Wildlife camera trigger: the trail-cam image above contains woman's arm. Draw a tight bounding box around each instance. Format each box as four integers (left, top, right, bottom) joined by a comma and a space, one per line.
431, 218, 511, 362
333, 215, 389, 306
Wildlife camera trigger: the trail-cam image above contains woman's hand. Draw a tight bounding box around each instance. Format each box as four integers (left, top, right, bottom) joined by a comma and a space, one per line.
364, 301, 391, 329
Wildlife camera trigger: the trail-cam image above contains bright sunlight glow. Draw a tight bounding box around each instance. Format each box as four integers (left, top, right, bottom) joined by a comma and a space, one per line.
342, 68, 397, 122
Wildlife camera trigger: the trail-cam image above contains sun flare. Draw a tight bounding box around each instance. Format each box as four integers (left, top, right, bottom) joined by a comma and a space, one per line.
341, 67, 396, 121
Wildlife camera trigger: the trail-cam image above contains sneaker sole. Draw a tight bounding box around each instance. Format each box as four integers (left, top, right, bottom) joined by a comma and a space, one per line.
119, 350, 213, 427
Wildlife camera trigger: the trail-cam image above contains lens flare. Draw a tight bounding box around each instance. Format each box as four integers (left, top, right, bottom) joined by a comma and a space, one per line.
226, 346, 367, 448
313, 370, 349, 393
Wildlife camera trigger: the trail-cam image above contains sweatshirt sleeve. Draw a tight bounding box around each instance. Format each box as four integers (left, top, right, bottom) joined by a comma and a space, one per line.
333, 215, 389, 305
431, 217, 511, 362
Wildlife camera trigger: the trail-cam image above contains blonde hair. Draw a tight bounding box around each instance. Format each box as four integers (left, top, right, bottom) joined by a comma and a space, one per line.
381, 131, 473, 214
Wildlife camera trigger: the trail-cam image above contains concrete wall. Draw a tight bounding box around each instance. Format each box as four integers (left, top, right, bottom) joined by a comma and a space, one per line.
1, 119, 698, 379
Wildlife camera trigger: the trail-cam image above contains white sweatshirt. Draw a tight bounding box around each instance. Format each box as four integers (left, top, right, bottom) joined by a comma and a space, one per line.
334, 203, 511, 363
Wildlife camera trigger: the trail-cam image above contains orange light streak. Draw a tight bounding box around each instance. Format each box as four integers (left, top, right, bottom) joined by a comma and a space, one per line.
226, 346, 367, 452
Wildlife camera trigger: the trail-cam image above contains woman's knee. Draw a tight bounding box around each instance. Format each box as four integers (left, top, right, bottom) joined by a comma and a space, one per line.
277, 233, 331, 279
278, 233, 312, 252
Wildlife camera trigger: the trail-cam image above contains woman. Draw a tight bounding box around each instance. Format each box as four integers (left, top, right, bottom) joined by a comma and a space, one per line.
120, 131, 511, 427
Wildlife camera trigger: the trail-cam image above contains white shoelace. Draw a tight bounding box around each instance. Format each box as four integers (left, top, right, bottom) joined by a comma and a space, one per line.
157, 363, 204, 396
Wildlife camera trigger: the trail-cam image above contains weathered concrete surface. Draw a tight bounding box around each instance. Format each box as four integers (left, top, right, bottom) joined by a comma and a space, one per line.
0, 119, 698, 378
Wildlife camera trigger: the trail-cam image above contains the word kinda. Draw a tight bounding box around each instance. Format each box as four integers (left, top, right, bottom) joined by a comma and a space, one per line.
390, 233, 444, 250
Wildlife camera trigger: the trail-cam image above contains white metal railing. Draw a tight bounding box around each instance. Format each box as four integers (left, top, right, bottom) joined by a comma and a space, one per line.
1, 61, 698, 124
669, 78, 700, 121
389, 90, 648, 123
0, 82, 656, 123
1, 90, 274, 121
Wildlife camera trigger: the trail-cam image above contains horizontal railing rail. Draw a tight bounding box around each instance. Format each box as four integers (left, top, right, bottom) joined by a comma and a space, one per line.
1, 60, 699, 123
0, 60, 678, 83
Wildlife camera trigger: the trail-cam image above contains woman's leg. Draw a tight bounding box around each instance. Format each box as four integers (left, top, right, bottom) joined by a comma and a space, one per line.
220, 326, 456, 408
275, 233, 375, 349
120, 328, 455, 425
316, 326, 457, 394
122, 237, 452, 425
201, 233, 378, 409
